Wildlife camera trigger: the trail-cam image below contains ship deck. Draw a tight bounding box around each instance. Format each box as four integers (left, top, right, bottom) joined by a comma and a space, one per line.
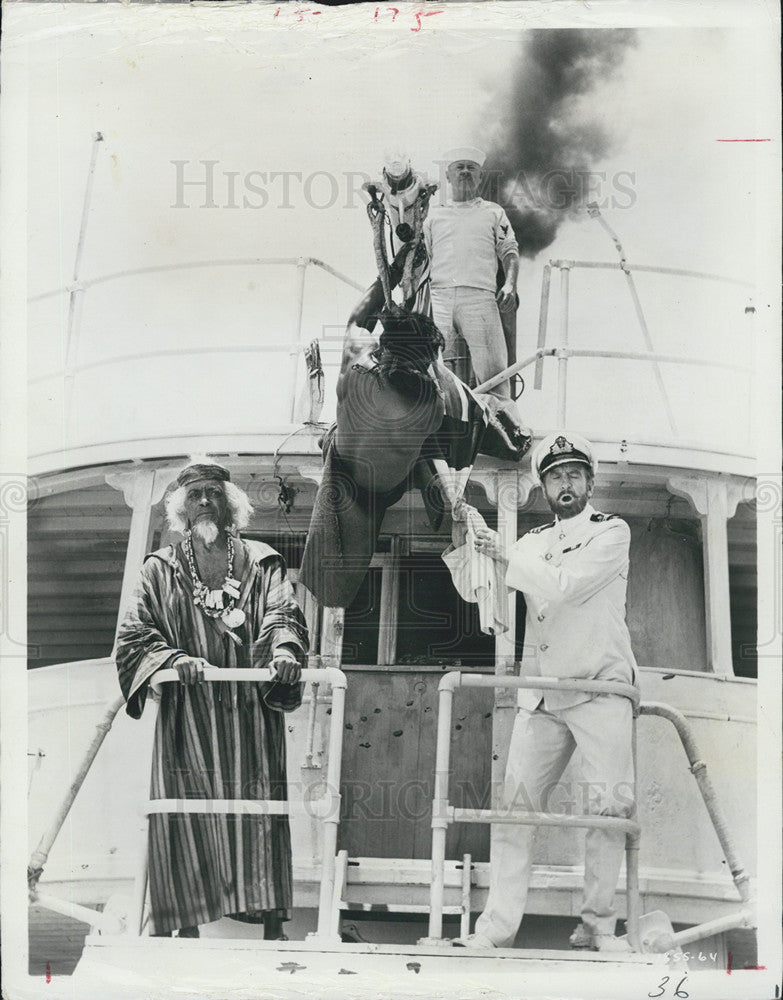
70, 934, 670, 1000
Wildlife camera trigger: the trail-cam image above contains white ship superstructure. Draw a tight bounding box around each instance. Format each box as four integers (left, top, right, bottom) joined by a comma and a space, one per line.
26, 180, 760, 992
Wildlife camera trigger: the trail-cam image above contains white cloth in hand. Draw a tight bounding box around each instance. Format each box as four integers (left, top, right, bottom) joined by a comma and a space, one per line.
442, 509, 509, 636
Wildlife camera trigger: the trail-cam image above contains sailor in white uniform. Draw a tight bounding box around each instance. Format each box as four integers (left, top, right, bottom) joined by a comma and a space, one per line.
457, 432, 638, 953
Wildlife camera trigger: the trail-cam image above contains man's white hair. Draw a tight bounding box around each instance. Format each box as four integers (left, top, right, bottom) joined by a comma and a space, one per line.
165, 480, 254, 535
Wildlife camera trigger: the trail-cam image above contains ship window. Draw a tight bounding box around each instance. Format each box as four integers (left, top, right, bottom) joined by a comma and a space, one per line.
254, 530, 526, 670
728, 501, 757, 678
395, 551, 495, 667
27, 483, 132, 669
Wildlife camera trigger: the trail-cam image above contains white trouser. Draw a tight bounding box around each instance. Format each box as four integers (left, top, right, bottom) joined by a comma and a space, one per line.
474, 695, 635, 946
430, 287, 510, 400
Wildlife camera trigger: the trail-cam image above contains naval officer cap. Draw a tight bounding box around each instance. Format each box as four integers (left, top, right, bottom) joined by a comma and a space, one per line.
532, 432, 596, 483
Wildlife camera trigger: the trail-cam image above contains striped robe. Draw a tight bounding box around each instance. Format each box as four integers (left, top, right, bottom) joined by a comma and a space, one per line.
115, 539, 308, 935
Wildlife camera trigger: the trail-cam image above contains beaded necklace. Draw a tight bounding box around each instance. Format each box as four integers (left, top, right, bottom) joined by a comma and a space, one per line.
183, 529, 245, 629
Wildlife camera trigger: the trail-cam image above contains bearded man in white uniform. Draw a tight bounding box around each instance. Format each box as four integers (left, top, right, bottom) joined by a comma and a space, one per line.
456, 432, 638, 953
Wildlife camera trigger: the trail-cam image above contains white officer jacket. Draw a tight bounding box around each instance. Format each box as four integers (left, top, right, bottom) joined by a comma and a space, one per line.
506, 503, 638, 712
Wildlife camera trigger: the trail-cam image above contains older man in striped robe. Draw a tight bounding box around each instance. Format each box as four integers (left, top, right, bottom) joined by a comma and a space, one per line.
115, 462, 308, 940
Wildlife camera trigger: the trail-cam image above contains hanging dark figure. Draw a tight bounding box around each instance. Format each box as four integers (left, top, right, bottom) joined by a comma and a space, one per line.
299, 310, 531, 609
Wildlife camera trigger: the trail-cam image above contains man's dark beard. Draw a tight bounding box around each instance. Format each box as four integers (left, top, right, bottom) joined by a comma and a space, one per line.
550, 491, 589, 519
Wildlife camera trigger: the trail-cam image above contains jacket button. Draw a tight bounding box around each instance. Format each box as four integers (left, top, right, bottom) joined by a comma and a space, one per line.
540, 644, 548, 652
537, 614, 545, 622
544, 553, 552, 561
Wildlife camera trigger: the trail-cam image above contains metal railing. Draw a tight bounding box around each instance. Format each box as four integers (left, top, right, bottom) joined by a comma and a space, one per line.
476, 258, 753, 443
135, 666, 346, 940
28, 663, 347, 942
29, 255, 364, 433
425, 671, 753, 953
425, 673, 642, 950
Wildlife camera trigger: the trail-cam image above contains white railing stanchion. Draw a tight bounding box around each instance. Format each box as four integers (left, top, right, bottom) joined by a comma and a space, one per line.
625, 711, 642, 951
145, 666, 347, 942
315, 668, 347, 941
534, 263, 552, 390
427, 673, 457, 941
130, 820, 150, 936
426, 673, 641, 946
556, 263, 570, 426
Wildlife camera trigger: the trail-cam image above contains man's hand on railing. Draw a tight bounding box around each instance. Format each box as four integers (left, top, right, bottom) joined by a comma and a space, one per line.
173, 656, 208, 686
270, 649, 302, 685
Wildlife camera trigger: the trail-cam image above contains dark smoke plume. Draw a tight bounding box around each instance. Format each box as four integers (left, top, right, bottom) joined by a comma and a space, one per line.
481, 29, 637, 257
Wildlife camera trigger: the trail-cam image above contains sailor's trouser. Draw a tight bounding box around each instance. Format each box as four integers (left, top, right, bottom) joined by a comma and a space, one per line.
474, 695, 635, 947
430, 287, 510, 399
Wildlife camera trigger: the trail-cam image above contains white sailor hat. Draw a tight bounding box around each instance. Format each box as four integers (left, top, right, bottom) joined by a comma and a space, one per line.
531, 432, 596, 483
442, 146, 486, 169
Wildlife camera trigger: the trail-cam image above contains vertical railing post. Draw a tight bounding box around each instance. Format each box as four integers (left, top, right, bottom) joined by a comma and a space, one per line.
64, 133, 104, 447
316, 673, 347, 940
625, 713, 642, 950
428, 679, 455, 940
534, 262, 552, 389
130, 818, 150, 935
289, 257, 308, 422
313, 612, 345, 939
492, 471, 521, 805
556, 263, 571, 426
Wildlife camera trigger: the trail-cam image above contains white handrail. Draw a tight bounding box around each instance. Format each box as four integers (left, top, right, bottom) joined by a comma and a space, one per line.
426, 673, 642, 950
135, 665, 347, 941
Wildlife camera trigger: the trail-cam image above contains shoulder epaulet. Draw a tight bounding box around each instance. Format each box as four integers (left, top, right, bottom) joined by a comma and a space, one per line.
590, 512, 619, 522
529, 520, 556, 535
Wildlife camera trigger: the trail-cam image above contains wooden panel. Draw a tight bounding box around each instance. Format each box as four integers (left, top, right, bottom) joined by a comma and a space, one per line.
626, 517, 708, 671
338, 670, 493, 863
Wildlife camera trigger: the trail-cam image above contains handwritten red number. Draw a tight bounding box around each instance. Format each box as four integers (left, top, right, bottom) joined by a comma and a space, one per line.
411, 9, 443, 32
45, 963, 51, 984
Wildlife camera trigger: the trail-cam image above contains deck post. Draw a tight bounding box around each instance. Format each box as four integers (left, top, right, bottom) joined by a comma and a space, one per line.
488, 471, 537, 802
313, 609, 345, 940
106, 465, 180, 646
625, 713, 642, 951
556, 262, 571, 426
289, 257, 308, 422
64, 133, 104, 447
492, 471, 519, 804
428, 680, 455, 941
666, 475, 749, 676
